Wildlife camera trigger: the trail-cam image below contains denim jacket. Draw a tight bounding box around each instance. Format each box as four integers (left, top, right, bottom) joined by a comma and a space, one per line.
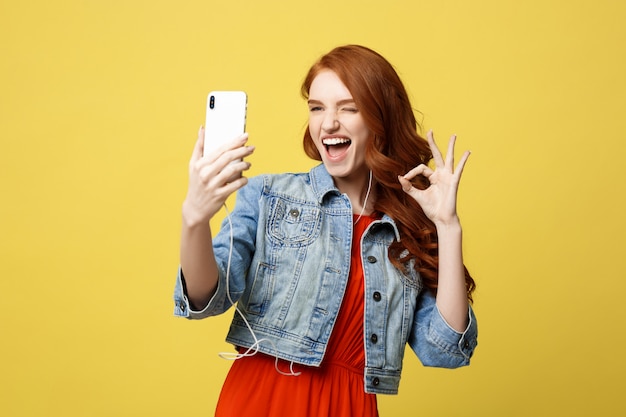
173, 164, 478, 394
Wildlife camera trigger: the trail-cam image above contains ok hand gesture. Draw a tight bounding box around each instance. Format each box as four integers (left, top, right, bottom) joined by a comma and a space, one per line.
398, 131, 470, 227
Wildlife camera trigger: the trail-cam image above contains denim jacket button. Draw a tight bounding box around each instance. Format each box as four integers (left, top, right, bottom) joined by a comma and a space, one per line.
373, 291, 381, 302
370, 334, 378, 344
366, 256, 377, 263
289, 208, 299, 218
178, 301, 186, 312
372, 377, 380, 386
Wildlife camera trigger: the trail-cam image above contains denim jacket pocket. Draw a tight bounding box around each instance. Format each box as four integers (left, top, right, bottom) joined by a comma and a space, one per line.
267, 197, 321, 247
244, 262, 275, 316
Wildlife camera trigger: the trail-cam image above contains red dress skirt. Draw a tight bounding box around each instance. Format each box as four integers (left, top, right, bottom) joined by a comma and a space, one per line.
215, 215, 379, 417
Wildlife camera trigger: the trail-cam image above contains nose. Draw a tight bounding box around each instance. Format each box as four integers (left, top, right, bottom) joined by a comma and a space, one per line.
321, 110, 339, 132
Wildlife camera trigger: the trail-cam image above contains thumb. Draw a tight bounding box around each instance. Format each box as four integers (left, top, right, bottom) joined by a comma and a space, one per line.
191, 126, 205, 162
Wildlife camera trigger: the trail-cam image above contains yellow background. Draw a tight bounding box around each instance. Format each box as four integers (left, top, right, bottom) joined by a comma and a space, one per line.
2, 0, 625, 415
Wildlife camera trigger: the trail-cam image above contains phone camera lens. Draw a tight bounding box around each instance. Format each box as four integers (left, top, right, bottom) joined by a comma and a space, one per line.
209, 95, 215, 109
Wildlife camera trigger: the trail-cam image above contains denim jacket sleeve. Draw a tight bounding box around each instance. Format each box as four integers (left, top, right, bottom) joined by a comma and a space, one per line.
408, 290, 478, 368
173, 176, 263, 319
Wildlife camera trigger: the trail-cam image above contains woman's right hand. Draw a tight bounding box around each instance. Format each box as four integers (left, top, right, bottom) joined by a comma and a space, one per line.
182, 126, 255, 226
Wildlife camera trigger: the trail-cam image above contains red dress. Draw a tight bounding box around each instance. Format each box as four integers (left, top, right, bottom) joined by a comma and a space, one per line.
215, 215, 379, 417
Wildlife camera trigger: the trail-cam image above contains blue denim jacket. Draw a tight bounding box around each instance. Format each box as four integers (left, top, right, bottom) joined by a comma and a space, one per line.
173, 164, 478, 394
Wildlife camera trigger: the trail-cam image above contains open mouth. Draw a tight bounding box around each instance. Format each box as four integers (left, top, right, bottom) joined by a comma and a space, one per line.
323, 137, 351, 158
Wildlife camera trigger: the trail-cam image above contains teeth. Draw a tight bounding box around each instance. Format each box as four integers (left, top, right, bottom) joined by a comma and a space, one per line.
323, 137, 351, 145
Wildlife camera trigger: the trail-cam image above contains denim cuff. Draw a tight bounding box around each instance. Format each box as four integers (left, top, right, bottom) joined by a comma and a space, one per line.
172, 266, 228, 319
429, 304, 478, 360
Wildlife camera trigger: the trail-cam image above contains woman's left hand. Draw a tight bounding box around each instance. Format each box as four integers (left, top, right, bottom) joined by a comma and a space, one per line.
398, 130, 470, 227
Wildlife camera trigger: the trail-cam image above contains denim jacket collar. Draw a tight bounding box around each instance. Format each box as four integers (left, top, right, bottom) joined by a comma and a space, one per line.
309, 163, 341, 202
309, 163, 401, 242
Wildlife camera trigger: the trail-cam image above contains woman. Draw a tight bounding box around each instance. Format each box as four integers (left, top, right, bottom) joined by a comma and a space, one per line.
174, 45, 478, 416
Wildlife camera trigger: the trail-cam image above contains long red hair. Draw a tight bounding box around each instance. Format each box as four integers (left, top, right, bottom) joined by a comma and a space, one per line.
301, 45, 475, 300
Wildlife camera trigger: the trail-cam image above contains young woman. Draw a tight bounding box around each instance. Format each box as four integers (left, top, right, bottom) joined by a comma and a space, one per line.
174, 45, 478, 416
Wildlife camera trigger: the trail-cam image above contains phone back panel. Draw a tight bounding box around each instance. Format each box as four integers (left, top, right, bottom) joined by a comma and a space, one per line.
204, 91, 247, 157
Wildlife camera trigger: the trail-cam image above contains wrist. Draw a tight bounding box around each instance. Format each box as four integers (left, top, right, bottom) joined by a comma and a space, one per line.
182, 200, 211, 228
434, 216, 462, 234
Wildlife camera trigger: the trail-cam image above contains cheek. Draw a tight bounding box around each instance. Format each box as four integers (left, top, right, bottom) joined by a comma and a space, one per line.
308, 117, 321, 138
352, 122, 372, 142
308, 124, 317, 140
346, 115, 370, 136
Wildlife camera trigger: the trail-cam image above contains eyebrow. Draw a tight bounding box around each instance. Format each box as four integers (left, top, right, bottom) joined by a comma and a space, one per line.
307, 99, 356, 106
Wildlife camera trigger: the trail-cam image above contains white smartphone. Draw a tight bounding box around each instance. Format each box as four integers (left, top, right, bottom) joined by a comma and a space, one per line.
203, 90, 248, 158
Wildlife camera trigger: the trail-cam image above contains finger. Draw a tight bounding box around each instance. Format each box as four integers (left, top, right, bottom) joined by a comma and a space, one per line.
229, 142, 255, 160
398, 175, 417, 195
427, 130, 445, 168
212, 175, 250, 201
403, 164, 434, 181
445, 134, 457, 169
204, 133, 250, 163
397, 175, 423, 204
213, 144, 255, 175
223, 175, 249, 194
222, 132, 250, 152
201, 144, 255, 181
454, 150, 471, 179
197, 144, 255, 185
215, 159, 252, 184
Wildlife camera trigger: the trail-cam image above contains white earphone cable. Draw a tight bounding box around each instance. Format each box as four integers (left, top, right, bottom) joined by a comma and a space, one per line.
217, 203, 301, 376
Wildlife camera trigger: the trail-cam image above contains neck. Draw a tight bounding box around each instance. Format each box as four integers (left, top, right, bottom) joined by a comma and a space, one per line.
334, 170, 374, 216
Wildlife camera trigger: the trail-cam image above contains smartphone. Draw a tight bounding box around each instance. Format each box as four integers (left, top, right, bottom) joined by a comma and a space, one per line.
203, 91, 248, 158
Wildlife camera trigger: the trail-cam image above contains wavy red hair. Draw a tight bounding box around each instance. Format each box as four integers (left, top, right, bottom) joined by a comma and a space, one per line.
301, 45, 475, 300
